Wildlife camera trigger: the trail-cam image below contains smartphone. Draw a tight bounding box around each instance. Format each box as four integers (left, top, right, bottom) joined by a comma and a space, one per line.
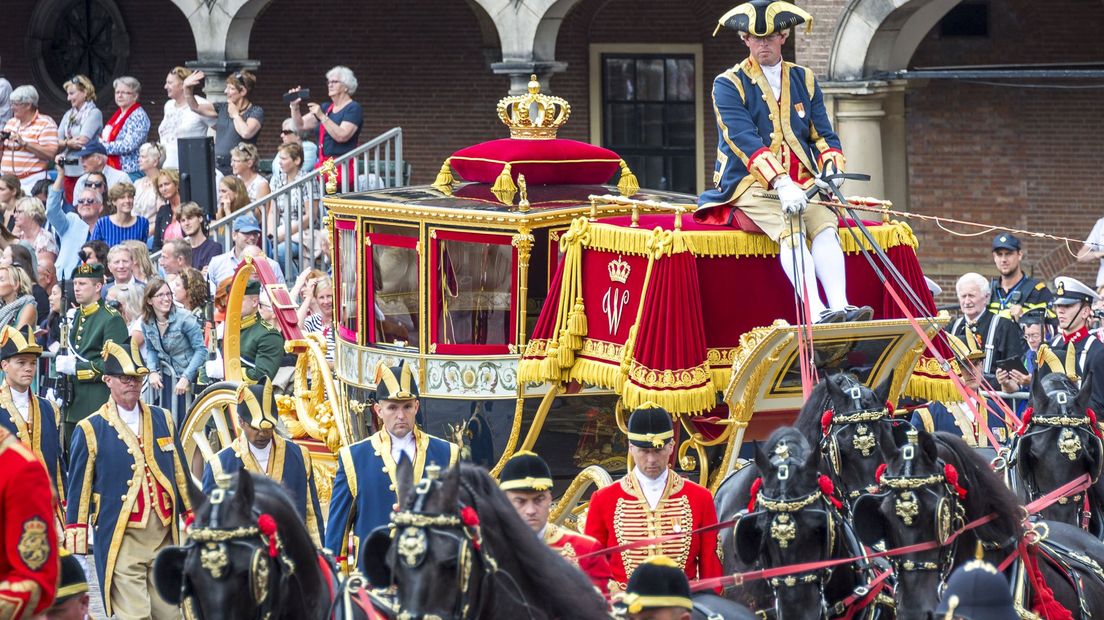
283, 89, 310, 105
995, 356, 1028, 375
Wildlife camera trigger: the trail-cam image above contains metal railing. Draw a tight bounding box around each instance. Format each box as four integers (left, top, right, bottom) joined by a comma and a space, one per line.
156, 127, 405, 279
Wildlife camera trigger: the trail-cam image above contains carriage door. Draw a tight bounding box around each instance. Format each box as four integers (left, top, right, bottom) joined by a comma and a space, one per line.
365, 228, 421, 349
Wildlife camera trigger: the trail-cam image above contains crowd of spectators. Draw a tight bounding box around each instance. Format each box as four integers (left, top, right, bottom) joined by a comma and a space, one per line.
0, 63, 360, 420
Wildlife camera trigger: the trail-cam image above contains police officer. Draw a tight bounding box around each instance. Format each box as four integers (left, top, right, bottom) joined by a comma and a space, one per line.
205, 279, 285, 383
585, 404, 721, 589
619, 555, 694, 620
499, 450, 616, 596
989, 233, 1053, 322
325, 361, 459, 574
697, 0, 872, 324
0, 426, 58, 620
201, 378, 325, 546
65, 341, 191, 620
0, 325, 65, 506
933, 559, 1016, 620
54, 262, 129, 447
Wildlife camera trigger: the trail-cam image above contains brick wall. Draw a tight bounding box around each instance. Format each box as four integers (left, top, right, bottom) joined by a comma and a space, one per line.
906, 0, 1104, 300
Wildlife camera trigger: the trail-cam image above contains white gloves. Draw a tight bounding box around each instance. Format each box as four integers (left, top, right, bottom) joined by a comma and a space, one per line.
205, 359, 224, 380
814, 161, 844, 194
56, 355, 76, 376
774, 176, 807, 215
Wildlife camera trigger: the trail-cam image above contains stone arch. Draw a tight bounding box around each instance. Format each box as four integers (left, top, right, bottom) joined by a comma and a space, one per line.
168, 0, 275, 61
828, 0, 963, 80
463, 0, 502, 49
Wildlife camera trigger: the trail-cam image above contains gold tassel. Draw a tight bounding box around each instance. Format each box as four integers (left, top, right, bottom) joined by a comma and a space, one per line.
492, 163, 517, 194
543, 342, 562, 378
567, 296, 587, 338
432, 158, 455, 191
617, 160, 639, 196
557, 334, 575, 369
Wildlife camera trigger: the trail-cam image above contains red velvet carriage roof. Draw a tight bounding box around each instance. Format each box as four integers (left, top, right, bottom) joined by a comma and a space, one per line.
518, 213, 955, 415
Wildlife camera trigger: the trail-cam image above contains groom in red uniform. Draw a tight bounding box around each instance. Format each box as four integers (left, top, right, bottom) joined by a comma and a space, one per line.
499, 451, 616, 597
584, 404, 721, 589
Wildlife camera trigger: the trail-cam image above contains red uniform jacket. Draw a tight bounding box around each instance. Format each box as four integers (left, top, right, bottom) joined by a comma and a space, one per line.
584, 470, 722, 589
543, 523, 616, 596
0, 428, 58, 619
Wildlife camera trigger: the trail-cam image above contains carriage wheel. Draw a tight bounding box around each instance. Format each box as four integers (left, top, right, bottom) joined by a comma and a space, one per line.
179, 381, 244, 480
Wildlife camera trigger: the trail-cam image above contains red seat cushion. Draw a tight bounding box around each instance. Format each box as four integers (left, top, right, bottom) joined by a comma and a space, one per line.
449, 138, 621, 185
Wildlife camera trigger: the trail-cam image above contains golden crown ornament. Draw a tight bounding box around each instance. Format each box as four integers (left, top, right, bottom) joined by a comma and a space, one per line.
496, 75, 570, 140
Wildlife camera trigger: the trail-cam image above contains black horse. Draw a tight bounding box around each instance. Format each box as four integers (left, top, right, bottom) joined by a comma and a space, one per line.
1008, 371, 1104, 534
725, 427, 881, 619
854, 425, 1104, 620
153, 473, 387, 620
361, 458, 611, 620
794, 372, 897, 508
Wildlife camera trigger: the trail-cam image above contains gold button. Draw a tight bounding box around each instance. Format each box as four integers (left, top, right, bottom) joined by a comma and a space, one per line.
126, 480, 133, 487
388, 484, 395, 491
121, 495, 128, 500
130, 465, 136, 471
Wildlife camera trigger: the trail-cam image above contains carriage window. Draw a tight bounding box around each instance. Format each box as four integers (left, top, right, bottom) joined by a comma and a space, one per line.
431, 231, 517, 353
336, 222, 358, 340
368, 234, 420, 348
602, 54, 696, 193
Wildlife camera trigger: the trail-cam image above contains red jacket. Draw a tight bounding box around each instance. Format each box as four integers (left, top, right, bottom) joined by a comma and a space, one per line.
584, 470, 721, 589
543, 523, 616, 597
0, 428, 58, 619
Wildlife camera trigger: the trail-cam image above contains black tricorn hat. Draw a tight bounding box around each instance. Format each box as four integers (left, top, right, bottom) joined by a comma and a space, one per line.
934, 559, 1015, 620
627, 402, 674, 448
622, 555, 692, 613
101, 340, 149, 377
373, 360, 419, 402
714, 0, 813, 37
0, 325, 42, 360
51, 548, 89, 608
499, 451, 553, 492
237, 378, 279, 430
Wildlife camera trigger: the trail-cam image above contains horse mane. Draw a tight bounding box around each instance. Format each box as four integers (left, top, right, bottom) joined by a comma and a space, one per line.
793, 377, 833, 446
244, 474, 330, 612
454, 463, 611, 620
933, 432, 1024, 542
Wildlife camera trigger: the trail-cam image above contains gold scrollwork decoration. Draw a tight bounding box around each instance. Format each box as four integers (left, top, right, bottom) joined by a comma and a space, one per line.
200, 543, 229, 578
770, 513, 797, 549
895, 491, 919, 526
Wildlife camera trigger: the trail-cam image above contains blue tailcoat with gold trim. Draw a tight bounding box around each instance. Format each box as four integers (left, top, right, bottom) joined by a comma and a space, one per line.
0, 383, 66, 504
324, 429, 459, 573
698, 56, 843, 212
202, 435, 325, 546
910, 401, 1011, 447
64, 400, 191, 614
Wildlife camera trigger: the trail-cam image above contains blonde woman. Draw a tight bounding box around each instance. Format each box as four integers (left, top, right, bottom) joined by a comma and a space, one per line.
230, 142, 269, 202
13, 197, 57, 263
56, 74, 102, 201
152, 168, 183, 250
216, 175, 250, 219
133, 142, 165, 221
0, 264, 36, 329
122, 239, 156, 283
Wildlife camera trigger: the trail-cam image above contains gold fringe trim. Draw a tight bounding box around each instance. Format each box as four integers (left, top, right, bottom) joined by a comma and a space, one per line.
622, 382, 717, 417
567, 357, 627, 391
432, 158, 454, 190
904, 373, 965, 403
492, 162, 517, 194
710, 367, 732, 394
581, 220, 918, 258
517, 357, 545, 385
617, 159, 639, 197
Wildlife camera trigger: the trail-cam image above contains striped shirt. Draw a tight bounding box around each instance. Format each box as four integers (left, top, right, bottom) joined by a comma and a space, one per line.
2, 112, 58, 179
302, 312, 335, 363
90, 215, 150, 247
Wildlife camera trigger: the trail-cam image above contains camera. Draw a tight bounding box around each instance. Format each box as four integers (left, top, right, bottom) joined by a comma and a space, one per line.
0, 131, 10, 141
59, 157, 79, 166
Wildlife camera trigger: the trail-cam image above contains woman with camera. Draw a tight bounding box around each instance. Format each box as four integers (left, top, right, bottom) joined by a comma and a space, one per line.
182, 69, 263, 175
56, 75, 103, 203
289, 66, 363, 187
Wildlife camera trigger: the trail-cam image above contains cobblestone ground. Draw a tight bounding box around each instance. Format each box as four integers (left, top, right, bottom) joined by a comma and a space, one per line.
84, 558, 108, 618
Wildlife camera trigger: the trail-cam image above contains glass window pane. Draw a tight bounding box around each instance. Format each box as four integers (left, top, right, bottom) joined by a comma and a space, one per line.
371, 244, 419, 347
646, 156, 667, 190
670, 156, 696, 194
339, 227, 358, 334
635, 59, 665, 101
604, 57, 634, 101
606, 103, 637, 148
666, 58, 695, 101
437, 239, 514, 346
641, 104, 664, 147
667, 103, 696, 147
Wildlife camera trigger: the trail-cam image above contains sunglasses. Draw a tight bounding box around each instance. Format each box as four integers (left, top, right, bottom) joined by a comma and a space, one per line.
76, 198, 98, 205
86, 181, 105, 188
280, 130, 295, 136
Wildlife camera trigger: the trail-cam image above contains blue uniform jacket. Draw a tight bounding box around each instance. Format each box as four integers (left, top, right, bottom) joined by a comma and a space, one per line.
0, 383, 66, 503
324, 429, 459, 573
698, 56, 843, 211
202, 435, 325, 546
910, 401, 1011, 446
64, 400, 191, 613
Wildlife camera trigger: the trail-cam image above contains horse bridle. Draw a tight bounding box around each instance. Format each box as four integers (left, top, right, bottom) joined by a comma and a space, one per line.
821, 405, 892, 501
180, 481, 297, 620
388, 475, 508, 620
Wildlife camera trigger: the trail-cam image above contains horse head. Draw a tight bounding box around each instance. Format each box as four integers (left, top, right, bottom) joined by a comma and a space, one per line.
818, 372, 896, 505
734, 428, 840, 619
852, 425, 961, 620
154, 472, 302, 620
365, 458, 488, 620
1015, 371, 1102, 528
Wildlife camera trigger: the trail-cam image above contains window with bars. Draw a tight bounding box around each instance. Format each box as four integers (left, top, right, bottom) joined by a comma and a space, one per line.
601, 54, 696, 194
